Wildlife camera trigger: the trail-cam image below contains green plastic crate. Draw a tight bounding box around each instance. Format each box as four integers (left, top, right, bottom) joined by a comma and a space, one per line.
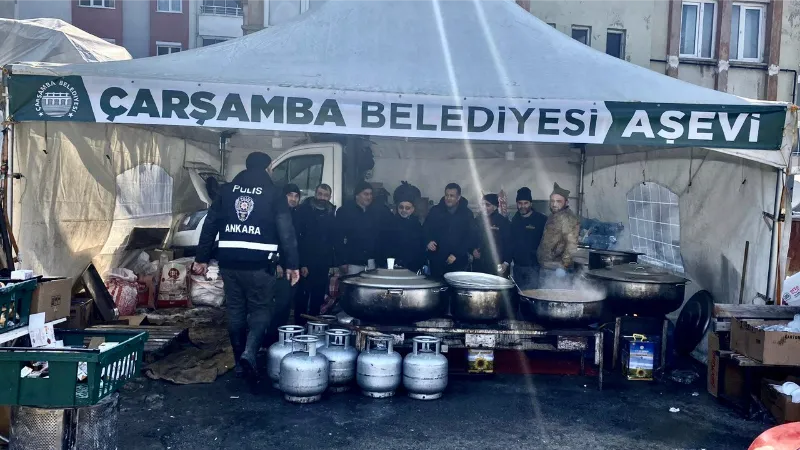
0, 279, 36, 333
0, 329, 148, 407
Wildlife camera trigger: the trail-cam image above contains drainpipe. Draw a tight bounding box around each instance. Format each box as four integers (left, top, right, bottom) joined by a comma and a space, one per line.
219, 131, 234, 180
577, 144, 586, 216
767, 168, 784, 302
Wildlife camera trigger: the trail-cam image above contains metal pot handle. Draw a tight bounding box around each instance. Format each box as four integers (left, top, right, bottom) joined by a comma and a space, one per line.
457, 291, 473, 297
387, 289, 404, 295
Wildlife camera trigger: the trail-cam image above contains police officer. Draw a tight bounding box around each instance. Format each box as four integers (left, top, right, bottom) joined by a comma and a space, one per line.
193, 152, 299, 383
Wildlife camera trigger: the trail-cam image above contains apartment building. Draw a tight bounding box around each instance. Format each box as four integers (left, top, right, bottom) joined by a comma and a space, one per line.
240, 0, 799, 104
0, 0, 246, 58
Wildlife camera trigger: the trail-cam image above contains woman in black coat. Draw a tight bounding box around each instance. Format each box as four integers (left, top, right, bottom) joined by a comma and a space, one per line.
379, 195, 425, 272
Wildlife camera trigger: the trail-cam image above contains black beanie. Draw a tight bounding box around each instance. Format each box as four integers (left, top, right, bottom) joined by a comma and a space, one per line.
245, 152, 272, 171
483, 194, 499, 207
283, 184, 300, 196
516, 187, 533, 202
354, 181, 373, 196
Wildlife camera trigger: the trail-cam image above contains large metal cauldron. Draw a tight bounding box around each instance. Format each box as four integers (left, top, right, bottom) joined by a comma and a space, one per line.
586, 263, 689, 316
588, 250, 640, 270
340, 269, 447, 324
519, 289, 606, 326
444, 272, 517, 322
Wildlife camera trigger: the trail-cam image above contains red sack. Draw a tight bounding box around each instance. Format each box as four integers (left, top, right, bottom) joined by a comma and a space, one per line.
106, 269, 138, 316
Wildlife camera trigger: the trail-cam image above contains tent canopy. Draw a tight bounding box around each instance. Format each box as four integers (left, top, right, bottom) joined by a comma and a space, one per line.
1, 2, 776, 104
0, 18, 131, 66
4, 0, 794, 155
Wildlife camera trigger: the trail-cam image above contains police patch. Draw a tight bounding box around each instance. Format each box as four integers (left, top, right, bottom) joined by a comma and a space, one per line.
235, 196, 254, 222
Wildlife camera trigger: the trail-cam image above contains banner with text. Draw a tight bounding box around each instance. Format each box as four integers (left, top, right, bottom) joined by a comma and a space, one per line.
8, 75, 788, 150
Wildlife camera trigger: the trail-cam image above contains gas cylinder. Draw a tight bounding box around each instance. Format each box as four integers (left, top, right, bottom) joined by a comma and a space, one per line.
279, 335, 329, 404
356, 335, 402, 398
318, 329, 359, 393
267, 325, 304, 389
403, 336, 448, 400
306, 322, 329, 350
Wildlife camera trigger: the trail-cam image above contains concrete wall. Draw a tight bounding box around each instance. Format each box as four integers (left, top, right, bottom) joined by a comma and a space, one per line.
0, 0, 15, 19
530, 0, 655, 67
17, 0, 71, 21
123, 0, 150, 58
72, 0, 122, 44
150, 0, 190, 54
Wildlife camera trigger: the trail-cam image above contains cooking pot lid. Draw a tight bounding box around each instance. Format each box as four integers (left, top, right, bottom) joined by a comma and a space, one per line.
589, 249, 642, 257
587, 263, 689, 284
361, 268, 422, 280
444, 272, 515, 289
342, 268, 443, 289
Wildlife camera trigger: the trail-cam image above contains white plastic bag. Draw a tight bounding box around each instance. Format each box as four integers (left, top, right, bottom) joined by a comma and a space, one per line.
190, 274, 225, 307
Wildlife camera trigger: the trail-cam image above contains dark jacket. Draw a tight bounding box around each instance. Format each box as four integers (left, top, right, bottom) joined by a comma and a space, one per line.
379, 214, 425, 272
423, 197, 474, 276
295, 197, 336, 269
196, 168, 299, 271
334, 201, 391, 266
510, 210, 548, 268
472, 210, 511, 274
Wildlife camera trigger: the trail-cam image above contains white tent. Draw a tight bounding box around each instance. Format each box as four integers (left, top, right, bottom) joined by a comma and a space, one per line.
2, 0, 796, 306
0, 18, 132, 66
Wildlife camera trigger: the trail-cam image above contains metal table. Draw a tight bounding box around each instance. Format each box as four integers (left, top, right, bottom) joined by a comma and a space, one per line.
343, 318, 604, 390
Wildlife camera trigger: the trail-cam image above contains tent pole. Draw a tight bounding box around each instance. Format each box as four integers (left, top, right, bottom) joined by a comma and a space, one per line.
577, 145, 586, 216
767, 167, 784, 303
218, 132, 227, 179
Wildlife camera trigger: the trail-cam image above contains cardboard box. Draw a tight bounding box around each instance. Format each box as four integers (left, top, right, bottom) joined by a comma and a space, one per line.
66, 298, 92, 329
708, 331, 723, 397
731, 318, 800, 366
30, 277, 74, 323
762, 377, 800, 423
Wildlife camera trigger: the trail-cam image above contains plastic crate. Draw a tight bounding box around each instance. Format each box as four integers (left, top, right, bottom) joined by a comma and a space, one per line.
0, 279, 36, 333
0, 329, 148, 407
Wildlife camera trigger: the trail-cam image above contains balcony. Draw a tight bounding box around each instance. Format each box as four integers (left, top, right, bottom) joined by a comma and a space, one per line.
199, 5, 243, 39
199, 5, 242, 16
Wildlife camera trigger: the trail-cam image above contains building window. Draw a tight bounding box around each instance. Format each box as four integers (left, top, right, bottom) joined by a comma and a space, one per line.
202, 38, 228, 47
680, 1, 716, 58
78, 0, 115, 8
627, 183, 684, 273
606, 29, 625, 58
200, 0, 242, 16
156, 42, 182, 56
731, 3, 765, 62
157, 0, 182, 13
571, 26, 591, 45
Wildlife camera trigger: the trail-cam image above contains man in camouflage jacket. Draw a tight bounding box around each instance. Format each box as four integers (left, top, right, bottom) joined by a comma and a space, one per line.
537, 183, 580, 286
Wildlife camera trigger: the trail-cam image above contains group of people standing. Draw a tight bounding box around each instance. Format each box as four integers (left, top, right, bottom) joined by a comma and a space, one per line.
192, 151, 582, 382
284, 179, 581, 317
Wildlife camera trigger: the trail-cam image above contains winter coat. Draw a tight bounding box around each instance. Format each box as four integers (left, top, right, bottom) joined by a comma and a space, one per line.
510, 210, 548, 268
379, 214, 426, 272
294, 197, 336, 269
423, 197, 474, 276
196, 168, 298, 270
334, 200, 391, 266
537, 207, 581, 270
472, 210, 511, 274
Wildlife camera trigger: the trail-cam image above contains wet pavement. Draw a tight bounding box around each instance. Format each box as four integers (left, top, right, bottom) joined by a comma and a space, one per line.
118, 372, 765, 449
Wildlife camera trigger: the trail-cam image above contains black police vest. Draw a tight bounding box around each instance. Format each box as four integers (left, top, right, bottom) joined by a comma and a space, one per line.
216, 181, 280, 267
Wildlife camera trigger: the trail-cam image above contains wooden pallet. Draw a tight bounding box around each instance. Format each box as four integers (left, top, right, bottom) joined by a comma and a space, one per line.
88, 325, 188, 363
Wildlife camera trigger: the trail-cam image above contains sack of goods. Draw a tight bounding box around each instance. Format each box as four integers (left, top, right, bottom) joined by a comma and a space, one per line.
190, 261, 224, 308
105, 268, 138, 316
157, 257, 194, 308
